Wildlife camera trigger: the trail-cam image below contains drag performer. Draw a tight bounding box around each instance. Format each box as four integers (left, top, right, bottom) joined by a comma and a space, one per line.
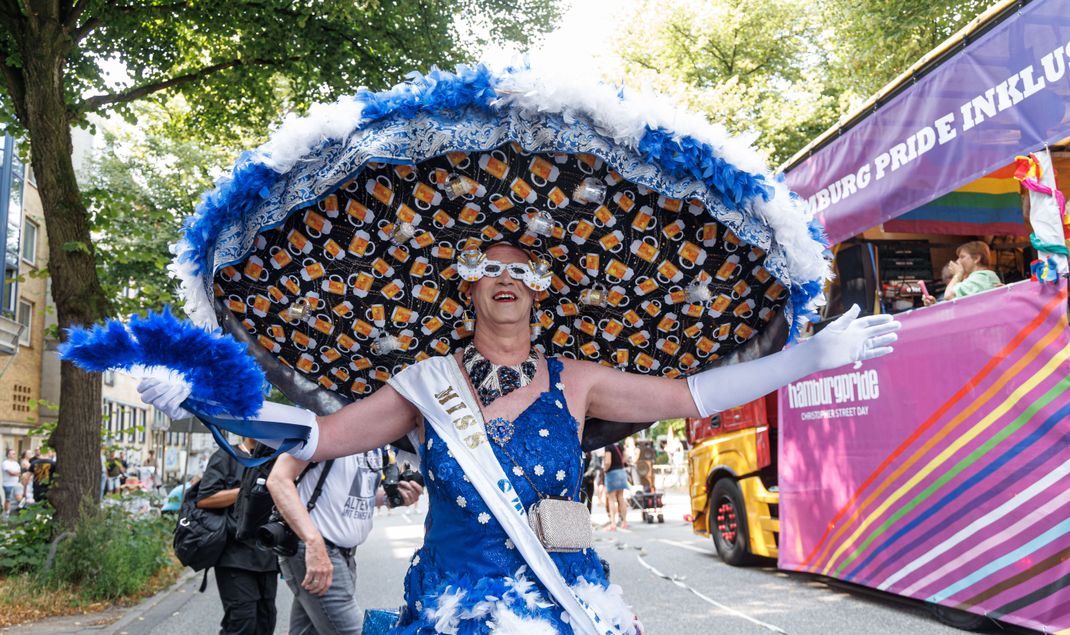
132, 66, 900, 633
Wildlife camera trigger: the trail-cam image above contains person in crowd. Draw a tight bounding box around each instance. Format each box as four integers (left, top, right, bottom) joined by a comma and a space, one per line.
139, 449, 159, 493
197, 437, 278, 635
12, 471, 32, 510
580, 452, 597, 513
19, 449, 32, 473
924, 241, 1002, 305
267, 450, 422, 634
2, 449, 20, 515
29, 448, 56, 504
161, 476, 199, 515
603, 442, 630, 531
104, 450, 126, 494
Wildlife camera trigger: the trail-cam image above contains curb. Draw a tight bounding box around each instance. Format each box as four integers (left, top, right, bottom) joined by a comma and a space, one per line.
106, 568, 199, 633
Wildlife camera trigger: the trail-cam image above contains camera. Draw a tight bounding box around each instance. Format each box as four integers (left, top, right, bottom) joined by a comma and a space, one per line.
382, 461, 424, 508
256, 511, 299, 557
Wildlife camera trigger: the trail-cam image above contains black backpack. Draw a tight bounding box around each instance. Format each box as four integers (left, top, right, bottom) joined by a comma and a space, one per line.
173, 480, 227, 590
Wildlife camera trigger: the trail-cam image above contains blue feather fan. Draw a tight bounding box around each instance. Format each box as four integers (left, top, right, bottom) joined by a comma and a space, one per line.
59, 308, 266, 418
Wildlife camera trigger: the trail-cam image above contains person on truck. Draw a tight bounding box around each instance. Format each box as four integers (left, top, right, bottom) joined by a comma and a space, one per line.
924, 241, 1002, 304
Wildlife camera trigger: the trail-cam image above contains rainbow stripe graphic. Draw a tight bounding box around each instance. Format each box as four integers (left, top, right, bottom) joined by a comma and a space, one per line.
780, 282, 1070, 632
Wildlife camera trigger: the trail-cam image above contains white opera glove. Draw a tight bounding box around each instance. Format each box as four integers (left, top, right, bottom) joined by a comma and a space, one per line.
687, 305, 901, 417
807, 304, 901, 372
135, 378, 320, 461
137, 377, 192, 420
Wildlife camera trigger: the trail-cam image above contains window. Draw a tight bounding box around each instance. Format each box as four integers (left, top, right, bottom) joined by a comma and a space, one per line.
2, 276, 14, 315
21, 219, 36, 265
138, 408, 146, 442
104, 369, 116, 386
16, 300, 31, 345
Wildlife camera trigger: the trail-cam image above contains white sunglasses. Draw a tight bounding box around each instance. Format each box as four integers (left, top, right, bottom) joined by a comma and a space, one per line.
456, 250, 552, 291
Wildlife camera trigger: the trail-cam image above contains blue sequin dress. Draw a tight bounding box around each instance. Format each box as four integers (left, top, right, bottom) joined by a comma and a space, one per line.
392, 358, 636, 634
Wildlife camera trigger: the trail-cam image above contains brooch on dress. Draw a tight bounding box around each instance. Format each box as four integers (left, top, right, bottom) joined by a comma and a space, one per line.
486, 417, 515, 446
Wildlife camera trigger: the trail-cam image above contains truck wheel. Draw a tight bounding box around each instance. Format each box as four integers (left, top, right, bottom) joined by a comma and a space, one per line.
928, 604, 989, 631
710, 478, 752, 566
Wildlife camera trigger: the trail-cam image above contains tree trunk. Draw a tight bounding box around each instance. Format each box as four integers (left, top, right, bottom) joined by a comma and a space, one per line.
18, 16, 108, 528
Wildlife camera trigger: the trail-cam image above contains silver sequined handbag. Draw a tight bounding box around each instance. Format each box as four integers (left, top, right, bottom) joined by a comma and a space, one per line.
527, 496, 593, 553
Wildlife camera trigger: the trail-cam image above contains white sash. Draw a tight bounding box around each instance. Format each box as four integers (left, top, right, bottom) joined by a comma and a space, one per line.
389, 356, 621, 635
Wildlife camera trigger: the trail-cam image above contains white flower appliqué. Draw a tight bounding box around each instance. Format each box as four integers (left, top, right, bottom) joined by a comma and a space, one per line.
513, 466, 524, 476
555, 470, 566, 481
534, 464, 544, 476
478, 512, 491, 525
456, 496, 467, 508
555, 399, 563, 409
539, 429, 549, 437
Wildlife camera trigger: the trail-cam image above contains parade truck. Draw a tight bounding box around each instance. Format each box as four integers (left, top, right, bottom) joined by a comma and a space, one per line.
686, 395, 779, 565
688, 0, 1070, 631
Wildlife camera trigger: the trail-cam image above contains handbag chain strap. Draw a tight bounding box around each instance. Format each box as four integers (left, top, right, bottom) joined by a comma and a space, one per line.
487, 425, 584, 501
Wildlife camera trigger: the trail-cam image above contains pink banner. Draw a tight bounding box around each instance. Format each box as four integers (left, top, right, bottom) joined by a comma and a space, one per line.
778, 280, 1070, 632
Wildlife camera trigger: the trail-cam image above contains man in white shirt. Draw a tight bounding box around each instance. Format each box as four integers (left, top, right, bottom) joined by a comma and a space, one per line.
2, 449, 21, 515
267, 450, 421, 634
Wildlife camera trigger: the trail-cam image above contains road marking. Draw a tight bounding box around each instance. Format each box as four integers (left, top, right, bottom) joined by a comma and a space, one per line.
657, 538, 715, 555
636, 553, 788, 634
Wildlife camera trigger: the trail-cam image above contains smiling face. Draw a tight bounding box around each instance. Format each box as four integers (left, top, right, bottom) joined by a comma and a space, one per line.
468, 244, 537, 329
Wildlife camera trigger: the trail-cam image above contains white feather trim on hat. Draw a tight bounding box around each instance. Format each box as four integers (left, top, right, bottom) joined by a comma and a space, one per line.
168, 239, 218, 328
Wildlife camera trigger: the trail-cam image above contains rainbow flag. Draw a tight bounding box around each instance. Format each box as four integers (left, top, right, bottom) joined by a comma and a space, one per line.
884, 164, 1026, 235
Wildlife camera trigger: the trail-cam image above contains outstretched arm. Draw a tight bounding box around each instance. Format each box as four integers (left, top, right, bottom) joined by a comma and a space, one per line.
138, 379, 421, 462
310, 385, 421, 461
587, 305, 900, 422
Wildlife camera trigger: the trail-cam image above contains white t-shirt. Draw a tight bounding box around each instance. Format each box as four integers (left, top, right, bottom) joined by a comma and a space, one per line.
2, 459, 20, 487
298, 450, 383, 549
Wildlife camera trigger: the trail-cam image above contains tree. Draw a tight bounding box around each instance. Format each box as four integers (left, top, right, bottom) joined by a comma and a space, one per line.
83, 105, 235, 316
615, 0, 842, 165
613, 0, 993, 166
821, 0, 993, 110
0, 0, 561, 527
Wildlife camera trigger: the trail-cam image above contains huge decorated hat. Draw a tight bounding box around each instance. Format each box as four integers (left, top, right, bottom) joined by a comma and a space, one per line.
173, 65, 831, 448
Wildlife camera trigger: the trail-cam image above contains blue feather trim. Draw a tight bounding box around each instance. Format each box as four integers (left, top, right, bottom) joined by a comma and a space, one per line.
59, 308, 266, 417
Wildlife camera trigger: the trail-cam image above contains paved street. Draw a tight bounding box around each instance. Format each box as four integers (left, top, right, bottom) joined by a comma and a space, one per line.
6, 492, 1035, 634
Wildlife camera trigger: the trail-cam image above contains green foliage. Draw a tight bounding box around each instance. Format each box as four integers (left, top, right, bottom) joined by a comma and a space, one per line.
82, 106, 236, 314
614, 0, 991, 166
821, 0, 992, 109
0, 505, 55, 575
1, 1, 564, 144
616, 0, 841, 166
46, 506, 173, 601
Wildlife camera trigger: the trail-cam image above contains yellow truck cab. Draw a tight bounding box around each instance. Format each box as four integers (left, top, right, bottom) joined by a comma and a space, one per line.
686, 393, 778, 565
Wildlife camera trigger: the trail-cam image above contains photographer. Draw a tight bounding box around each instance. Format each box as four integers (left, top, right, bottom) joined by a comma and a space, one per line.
198, 437, 279, 635
267, 449, 422, 634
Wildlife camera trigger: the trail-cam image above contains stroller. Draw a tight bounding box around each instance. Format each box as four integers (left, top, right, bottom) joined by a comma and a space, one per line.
628, 439, 664, 523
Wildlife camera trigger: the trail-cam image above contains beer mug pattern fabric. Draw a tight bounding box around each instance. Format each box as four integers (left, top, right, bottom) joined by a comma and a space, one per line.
216, 142, 787, 397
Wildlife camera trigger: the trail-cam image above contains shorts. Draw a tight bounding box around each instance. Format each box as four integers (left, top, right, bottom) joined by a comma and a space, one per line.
2, 484, 14, 502
605, 468, 628, 492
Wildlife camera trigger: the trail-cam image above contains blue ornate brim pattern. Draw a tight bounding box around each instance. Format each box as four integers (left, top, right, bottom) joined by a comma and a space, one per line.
173, 64, 830, 343
59, 308, 266, 418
